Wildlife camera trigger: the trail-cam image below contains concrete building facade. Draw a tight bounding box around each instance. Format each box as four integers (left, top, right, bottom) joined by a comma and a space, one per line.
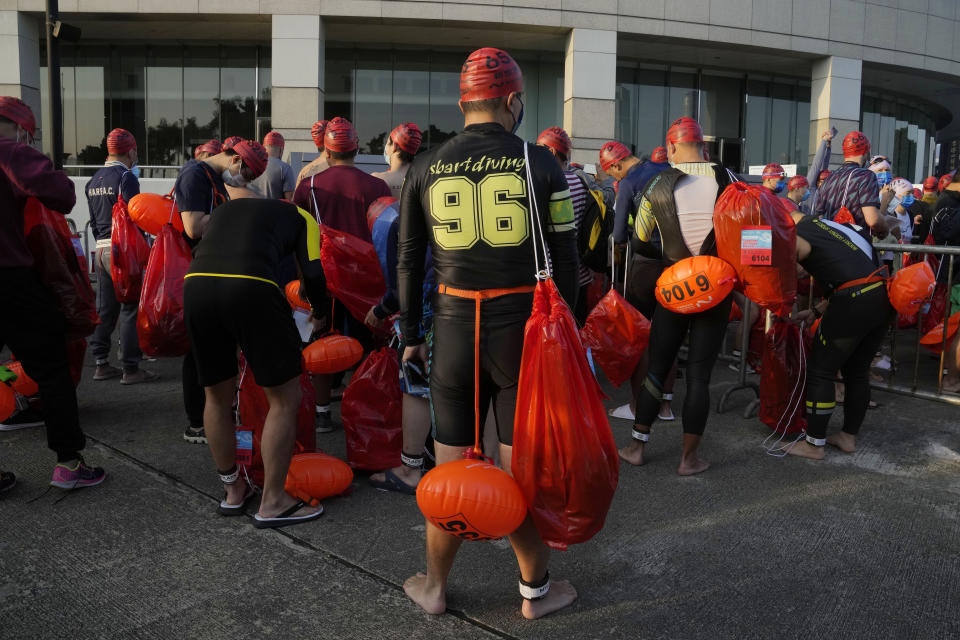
1, 0, 958, 180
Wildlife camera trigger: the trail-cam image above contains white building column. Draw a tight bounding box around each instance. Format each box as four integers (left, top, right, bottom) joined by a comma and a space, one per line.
271, 15, 323, 156
810, 56, 862, 168
563, 28, 617, 166
0, 12, 41, 139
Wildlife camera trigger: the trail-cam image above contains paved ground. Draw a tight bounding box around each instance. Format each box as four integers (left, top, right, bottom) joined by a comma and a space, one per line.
1, 345, 959, 640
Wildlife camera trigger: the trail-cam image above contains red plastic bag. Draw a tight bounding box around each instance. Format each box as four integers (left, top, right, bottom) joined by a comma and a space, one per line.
513, 279, 619, 550
759, 320, 808, 435
341, 347, 402, 470
714, 182, 797, 316
320, 225, 386, 324
110, 197, 150, 303
580, 288, 650, 387
922, 283, 949, 336
22, 197, 99, 340
137, 224, 192, 357
236, 358, 317, 487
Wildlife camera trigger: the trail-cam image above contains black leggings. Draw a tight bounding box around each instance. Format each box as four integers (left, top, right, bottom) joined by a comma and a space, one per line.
635, 294, 732, 436
805, 285, 891, 440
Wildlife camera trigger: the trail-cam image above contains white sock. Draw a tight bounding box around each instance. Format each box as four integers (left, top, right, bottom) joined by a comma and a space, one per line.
316, 404, 330, 415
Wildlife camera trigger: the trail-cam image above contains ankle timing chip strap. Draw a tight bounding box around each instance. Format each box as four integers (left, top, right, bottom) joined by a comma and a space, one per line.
805, 435, 826, 447
218, 466, 239, 485
400, 452, 424, 469
631, 429, 650, 442
519, 572, 550, 600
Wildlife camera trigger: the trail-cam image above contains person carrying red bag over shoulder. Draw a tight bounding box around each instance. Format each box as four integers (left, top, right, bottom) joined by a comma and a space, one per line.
0, 97, 106, 490
397, 47, 580, 619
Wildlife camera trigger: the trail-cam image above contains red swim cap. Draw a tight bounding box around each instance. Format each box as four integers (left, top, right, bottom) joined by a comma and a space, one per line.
651, 146, 667, 163
233, 140, 268, 178
666, 117, 704, 145
459, 47, 523, 103
325, 117, 358, 153
537, 126, 571, 157
913, 188, 922, 199
788, 175, 809, 191
366, 196, 398, 232
598, 141, 631, 172
263, 131, 284, 148
941, 171, 957, 191
311, 120, 328, 149
222, 136, 243, 151
201, 139, 222, 156
390, 122, 422, 155
923, 176, 938, 192
762, 163, 786, 180
106, 128, 136, 155
818, 169, 832, 183
0, 96, 36, 137
842, 131, 871, 157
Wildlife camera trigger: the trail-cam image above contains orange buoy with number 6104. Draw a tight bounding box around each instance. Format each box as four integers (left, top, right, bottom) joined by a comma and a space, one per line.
6, 361, 38, 397
888, 262, 935, 316
284, 280, 310, 311
655, 255, 737, 314
416, 458, 528, 541
285, 452, 354, 506
303, 334, 363, 374
128, 192, 182, 236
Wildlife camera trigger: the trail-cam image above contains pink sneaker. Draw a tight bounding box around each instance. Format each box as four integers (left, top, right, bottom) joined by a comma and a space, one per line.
50, 459, 106, 489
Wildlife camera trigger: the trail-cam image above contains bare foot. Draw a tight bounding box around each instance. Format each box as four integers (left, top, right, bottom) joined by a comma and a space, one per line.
618, 440, 645, 466
223, 482, 249, 506
403, 572, 446, 615
258, 493, 322, 519
827, 432, 856, 453
785, 440, 825, 460
521, 579, 577, 620
942, 375, 960, 394
369, 465, 420, 490
657, 401, 675, 421
677, 454, 710, 475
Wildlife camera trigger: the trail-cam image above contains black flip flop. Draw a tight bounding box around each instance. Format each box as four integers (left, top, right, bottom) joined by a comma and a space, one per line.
217, 484, 255, 516
253, 500, 324, 529
0, 471, 15, 494
369, 469, 418, 496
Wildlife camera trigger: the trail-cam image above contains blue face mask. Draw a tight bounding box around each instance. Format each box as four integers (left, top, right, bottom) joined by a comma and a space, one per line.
131, 164, 140, 179
901, 193, 915, 207
773, 180, 786, 194
876, 171, 892, 187
510, 97, 524, 135
800, 190, 810, 202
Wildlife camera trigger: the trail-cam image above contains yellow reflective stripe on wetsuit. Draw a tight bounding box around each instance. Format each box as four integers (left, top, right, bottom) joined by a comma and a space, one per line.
184, 272, 279, 288
296, 206, 322, 262
548, 188, 575, 233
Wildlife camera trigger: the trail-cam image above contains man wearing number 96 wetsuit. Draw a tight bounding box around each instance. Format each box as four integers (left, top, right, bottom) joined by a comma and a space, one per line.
397, 47, 579, 620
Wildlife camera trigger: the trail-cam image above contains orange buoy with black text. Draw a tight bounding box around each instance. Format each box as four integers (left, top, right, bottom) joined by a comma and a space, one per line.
284, 280, 310, 312
128, 192, 182, 236
655, 255, 736, 314
303, 334, 363, 374
888, 262, 935, 316
285, 452, 353, 506
416, 457, 528, 541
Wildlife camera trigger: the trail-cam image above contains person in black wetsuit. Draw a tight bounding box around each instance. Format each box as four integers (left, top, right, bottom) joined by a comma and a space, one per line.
397, 47, 579, 620
785, 212, 895, 459
618, 117, 736, 476
184, 197, 328, 528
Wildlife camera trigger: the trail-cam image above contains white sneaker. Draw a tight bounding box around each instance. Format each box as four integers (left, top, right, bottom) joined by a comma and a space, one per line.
608, 403, 635, 420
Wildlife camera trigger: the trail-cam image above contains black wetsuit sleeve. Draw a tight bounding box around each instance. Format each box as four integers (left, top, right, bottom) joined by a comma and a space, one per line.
397, 167, 428, 345
374, 216, 400, 318
293, 207, 329, 315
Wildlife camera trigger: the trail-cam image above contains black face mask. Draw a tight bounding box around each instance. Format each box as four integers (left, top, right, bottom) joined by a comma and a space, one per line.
510, 97, 524, 135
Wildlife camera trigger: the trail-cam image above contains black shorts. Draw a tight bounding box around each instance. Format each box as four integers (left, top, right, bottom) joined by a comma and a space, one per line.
625, 256, 665, 318
184, 276, 302, 388
429, 291, 532, 448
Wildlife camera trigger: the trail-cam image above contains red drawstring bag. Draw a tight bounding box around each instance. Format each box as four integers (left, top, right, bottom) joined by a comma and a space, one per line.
922, 283, 949, 336
758, 320, 808, 435
341, 347, 402, 470
319, 224, 386, 325
714, 182, 797, 316
236, 358, 317, 487
580, 288, 650, 387
137, 223, 192, 357
110, 196, 151, 303
22, 197, 99, 340
513, 279, 619, 550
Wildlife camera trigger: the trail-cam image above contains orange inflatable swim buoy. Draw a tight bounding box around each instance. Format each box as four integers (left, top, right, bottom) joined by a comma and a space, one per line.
920, 311, 960, 353
6, 361, 38, 397
285, 452, 353, 505
0, 383, 14, 422
128, 193, 182, 236
416, 458, 528, 541
284, 280, 310, 312
888, 263, 935, 316
655, 255, 736, 314
303, 335, 363, 374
